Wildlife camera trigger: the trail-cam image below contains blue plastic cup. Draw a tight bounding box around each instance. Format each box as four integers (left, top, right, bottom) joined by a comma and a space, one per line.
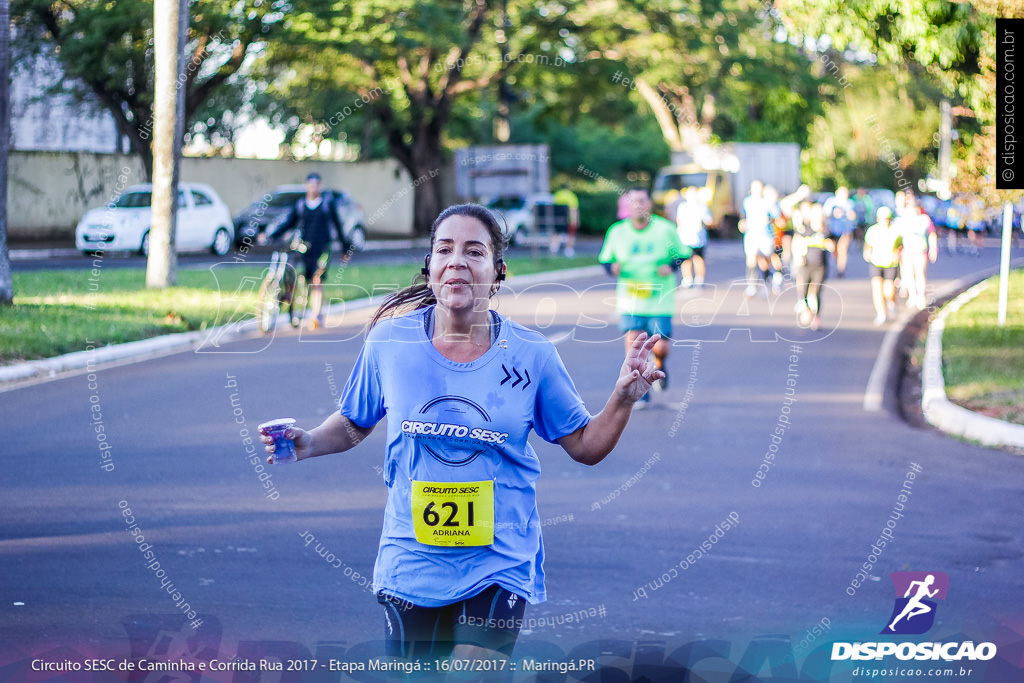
259, 418, 297, 464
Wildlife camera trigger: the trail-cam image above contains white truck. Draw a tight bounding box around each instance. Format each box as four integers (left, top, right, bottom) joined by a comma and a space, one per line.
454, 144, 556, 245
455, 144, 550, 201
652, 142, 802, 235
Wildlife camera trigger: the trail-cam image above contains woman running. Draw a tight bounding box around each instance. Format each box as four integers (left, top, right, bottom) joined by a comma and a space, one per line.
792, 202, 833, 330
895, 191, 938, 310
261, 203, 662, 666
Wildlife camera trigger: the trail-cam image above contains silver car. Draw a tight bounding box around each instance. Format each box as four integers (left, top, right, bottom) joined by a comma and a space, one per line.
485, 193, 556, 246
233, 186, 367, 251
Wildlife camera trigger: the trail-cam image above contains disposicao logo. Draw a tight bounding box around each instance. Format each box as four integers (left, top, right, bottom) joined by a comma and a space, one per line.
882, 571, 948, 635
831, 571, 997, 662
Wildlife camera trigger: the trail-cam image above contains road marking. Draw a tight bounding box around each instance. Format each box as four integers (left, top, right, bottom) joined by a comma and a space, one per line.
863, 309, 914, 412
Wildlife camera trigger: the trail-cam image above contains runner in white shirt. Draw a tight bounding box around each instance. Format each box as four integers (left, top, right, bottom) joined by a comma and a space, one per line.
675, 187, 711, 288
894, 191, 938, 310
740, 180, 775, 297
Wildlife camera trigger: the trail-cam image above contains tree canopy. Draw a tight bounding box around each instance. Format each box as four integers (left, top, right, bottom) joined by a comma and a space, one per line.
252, 0, 834, 230
11, 0, 283, 179
779, 0, 1013, 200
9, 0, 1002, 235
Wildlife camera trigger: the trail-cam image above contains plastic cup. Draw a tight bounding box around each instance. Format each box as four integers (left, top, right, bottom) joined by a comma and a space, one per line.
259, 418, 297, 464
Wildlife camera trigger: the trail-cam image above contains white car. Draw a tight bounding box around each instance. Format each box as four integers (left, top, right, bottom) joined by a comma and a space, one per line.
486, 193, 556, 246
76, 183, 235, 256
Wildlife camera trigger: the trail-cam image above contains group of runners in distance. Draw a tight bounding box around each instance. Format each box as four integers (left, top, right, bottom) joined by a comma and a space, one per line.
257, 174, 950, 676
731, 180, 940, 329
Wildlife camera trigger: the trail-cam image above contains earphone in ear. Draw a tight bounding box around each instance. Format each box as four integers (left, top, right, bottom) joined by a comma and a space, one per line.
421, 255, 430, 276
496, 258, 506, 281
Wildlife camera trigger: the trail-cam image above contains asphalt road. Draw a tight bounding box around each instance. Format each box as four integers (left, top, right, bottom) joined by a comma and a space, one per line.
2, 239, 1023, 682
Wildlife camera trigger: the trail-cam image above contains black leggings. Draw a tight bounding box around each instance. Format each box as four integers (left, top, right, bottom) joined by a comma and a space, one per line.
378, 584, 527, 660
797, 250, 828, 314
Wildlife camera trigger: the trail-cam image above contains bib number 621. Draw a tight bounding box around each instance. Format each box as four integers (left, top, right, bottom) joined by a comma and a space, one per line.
411, 481, 494, 547
422, 500, 476, 527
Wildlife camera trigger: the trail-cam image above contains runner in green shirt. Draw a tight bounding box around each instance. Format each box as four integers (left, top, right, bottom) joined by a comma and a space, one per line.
599, 188, 691, 406
552, 185, 580, 256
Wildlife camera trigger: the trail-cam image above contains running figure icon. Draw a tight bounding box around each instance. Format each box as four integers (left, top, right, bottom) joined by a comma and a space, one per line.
888, 574, 939, 632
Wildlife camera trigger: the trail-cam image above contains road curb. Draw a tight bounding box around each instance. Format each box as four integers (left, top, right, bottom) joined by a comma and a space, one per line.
0, 265, 605, 388
863, 270, 990, 413
863, 258, 1024, 415
922, 278, 1024, 450
0, 331, 209, 386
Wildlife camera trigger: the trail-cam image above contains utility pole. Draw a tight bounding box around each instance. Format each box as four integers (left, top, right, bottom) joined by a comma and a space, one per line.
0, 2, 13, 304
494, 0, 511, 142
938, 99, 952, 198
146, 0, 188, 288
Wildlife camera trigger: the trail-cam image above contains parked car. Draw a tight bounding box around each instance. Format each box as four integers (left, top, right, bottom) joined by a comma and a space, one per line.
75, 183, 234, 256
485, 193, 556, 246
233, 186, 367, 251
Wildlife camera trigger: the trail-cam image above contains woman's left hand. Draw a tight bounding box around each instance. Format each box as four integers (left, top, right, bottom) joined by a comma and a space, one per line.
616, 332, 664, 403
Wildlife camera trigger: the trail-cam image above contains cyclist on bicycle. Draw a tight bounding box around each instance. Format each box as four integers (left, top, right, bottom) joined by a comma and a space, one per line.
261, 172, 350, 329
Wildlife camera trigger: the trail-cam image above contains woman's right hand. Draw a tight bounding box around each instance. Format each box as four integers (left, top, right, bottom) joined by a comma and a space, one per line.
260, 425, 313, 464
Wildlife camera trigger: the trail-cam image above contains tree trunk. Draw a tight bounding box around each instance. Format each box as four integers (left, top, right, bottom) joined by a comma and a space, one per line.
636, 77, 711, 154
146, 0, 187, 288
95, 89, 154, 181
636, 78, 683, 151
0, 1, 12, 305
412, 173, 444, 236
377, 100, 447, 235
409, 132, 445, 235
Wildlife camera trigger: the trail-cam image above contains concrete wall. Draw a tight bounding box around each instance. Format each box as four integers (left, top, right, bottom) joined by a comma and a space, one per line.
6, 151, 444, 241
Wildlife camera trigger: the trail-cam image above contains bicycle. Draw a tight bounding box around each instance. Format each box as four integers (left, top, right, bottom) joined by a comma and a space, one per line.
256, 235, 310, 333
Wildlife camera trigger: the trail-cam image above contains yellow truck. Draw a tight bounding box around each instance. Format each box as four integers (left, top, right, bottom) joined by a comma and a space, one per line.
652, 165, 735, 232
652, 143, 802, 236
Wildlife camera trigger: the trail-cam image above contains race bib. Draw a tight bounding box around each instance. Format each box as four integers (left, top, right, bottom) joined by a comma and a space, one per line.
624, 280, 656, 299
411, 480, 494, 547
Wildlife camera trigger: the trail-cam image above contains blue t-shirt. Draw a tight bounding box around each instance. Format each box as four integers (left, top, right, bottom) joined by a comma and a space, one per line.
824, 197, 855, 236
338, 306, 592, 607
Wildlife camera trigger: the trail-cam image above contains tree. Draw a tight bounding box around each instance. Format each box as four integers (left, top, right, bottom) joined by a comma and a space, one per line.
11, 0, 282, 180
801, 60, 944, 191
566, 0, 825, 153
257, 0, 825, 231
778, 0, 1019, 202
260, 0, 557, 233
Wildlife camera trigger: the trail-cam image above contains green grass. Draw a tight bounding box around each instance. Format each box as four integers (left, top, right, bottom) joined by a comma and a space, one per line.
1, 254, 596, 364
942, 269, 1024, 425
